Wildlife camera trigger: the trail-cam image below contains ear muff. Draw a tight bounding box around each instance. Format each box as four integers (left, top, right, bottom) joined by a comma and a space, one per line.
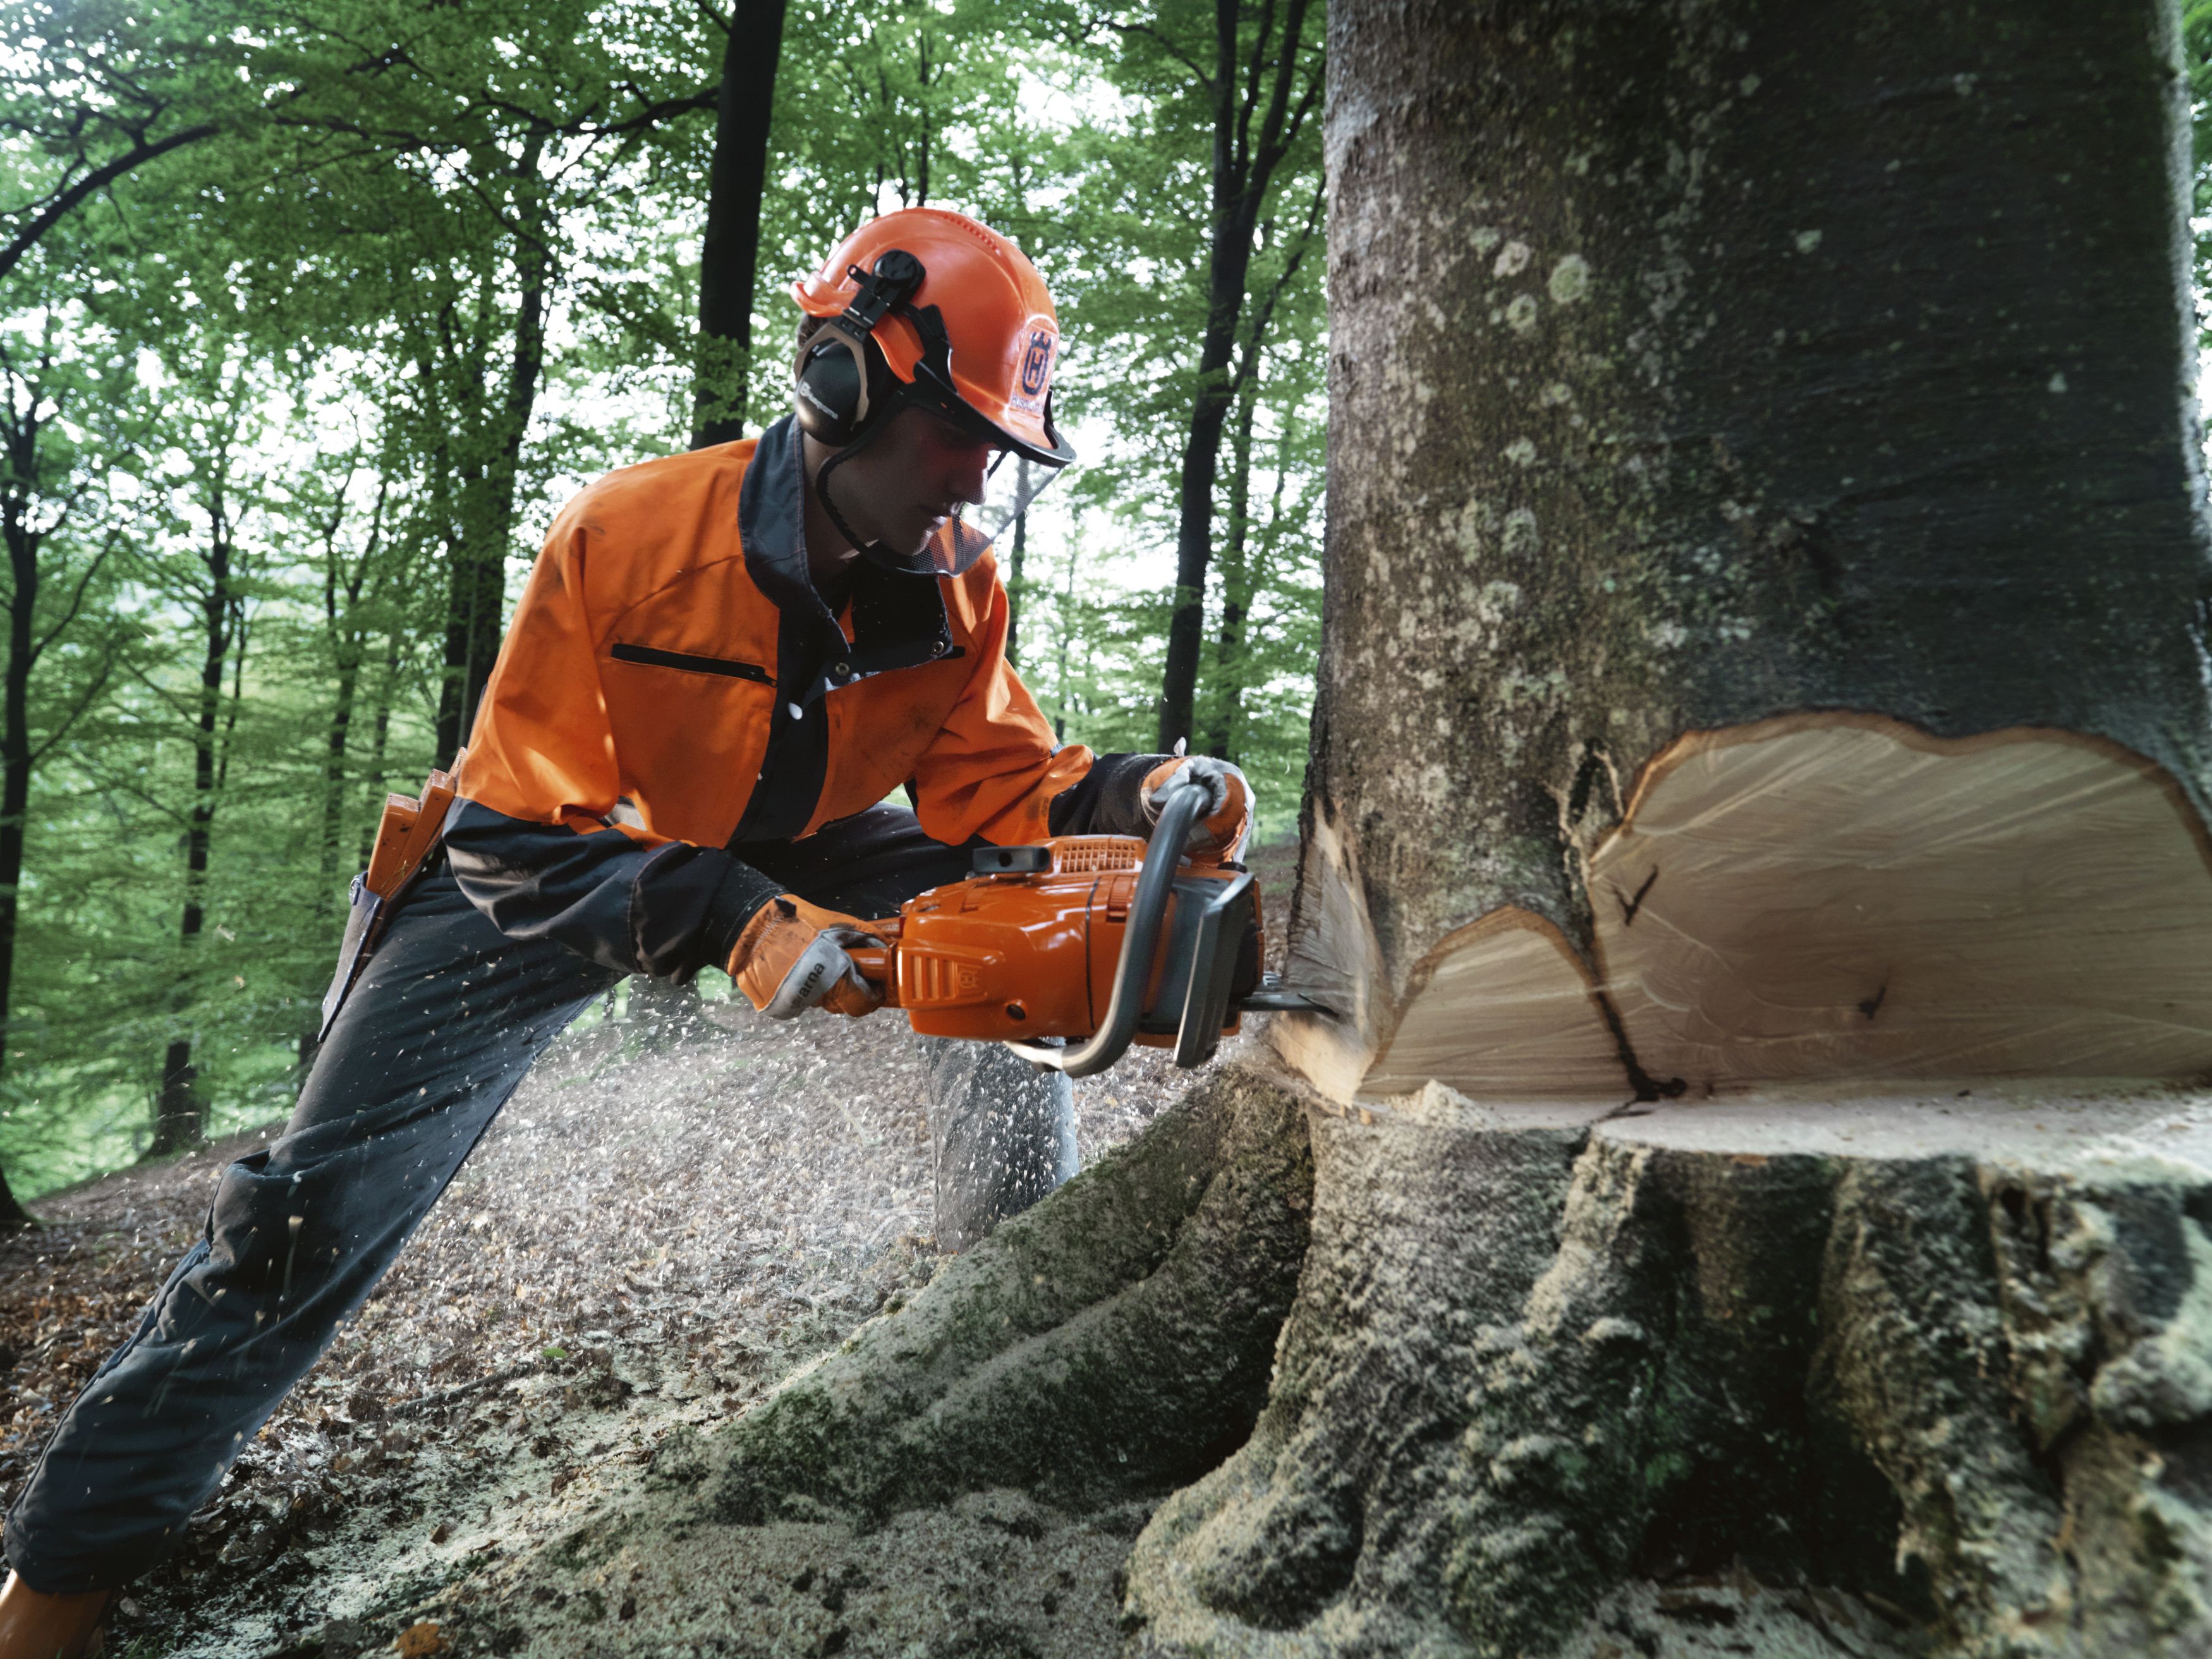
793, 322, 889, 447
792, 250, 927, 447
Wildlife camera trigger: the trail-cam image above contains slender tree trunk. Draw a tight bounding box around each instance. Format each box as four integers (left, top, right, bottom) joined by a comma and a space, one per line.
358, 627, 401, 867
316, 478, 379, 920
1201, 375, 1260, 761
436, 136, 552, 768
1051, 538, 1075, 743
1155, 0, 1318, 750
300, 635, 360, 1078
1005, 461, 1031, 667
0, 459, 38, 1227
691, 0, 789, 450
154, 492, 235, 1157
318, 640, 362, 913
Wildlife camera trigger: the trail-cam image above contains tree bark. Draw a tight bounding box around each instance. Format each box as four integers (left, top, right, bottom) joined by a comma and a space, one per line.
1155, 0, 1320, 751
0, 386, 43, 1227
1201, 372, 1259, 761
691, 0, 789, 450
1005, 461, 1031, 667
1124, 1, 2212, 1652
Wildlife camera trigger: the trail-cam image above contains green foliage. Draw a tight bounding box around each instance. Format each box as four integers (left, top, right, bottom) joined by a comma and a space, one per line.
0, 0, 1327, 1200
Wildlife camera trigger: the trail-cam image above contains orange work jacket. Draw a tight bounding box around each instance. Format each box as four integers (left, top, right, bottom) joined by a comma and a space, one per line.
454, 419, 1092, 855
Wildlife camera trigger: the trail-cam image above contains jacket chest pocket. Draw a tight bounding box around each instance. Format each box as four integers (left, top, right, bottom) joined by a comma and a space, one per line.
600, 641, 777, 845
608, 641, 770, 684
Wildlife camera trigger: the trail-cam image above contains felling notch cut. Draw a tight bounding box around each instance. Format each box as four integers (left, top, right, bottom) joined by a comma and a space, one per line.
1356, 715, 2212, 1102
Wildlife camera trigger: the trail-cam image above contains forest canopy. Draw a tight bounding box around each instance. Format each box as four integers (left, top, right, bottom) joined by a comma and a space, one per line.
0, 0, 1322, 1200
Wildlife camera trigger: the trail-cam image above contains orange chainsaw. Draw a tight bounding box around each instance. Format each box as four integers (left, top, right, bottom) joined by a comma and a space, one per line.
846, 779, 1318, 1076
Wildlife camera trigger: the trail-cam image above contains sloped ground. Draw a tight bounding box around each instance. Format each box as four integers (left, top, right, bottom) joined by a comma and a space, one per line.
0, 987, 1246, 1658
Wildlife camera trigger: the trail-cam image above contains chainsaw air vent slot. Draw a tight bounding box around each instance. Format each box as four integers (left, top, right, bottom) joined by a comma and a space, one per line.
901, 949, 999, 1009
971, 845, 1051, 875
1048, 837, 1144, 875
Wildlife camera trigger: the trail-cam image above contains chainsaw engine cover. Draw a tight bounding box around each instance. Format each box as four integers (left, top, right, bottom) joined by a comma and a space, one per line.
883, 836, 1262, 1043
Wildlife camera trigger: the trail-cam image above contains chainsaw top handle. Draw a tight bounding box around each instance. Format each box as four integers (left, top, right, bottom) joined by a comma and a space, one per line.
1002, 777, 1210, 1078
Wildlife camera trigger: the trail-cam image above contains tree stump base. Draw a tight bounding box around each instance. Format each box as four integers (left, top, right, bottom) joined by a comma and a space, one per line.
1124, 1085, 2212, 1656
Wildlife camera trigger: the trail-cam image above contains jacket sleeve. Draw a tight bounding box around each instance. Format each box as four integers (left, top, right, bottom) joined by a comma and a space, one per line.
442, 801, 781, 980
908, 573, 1095, 845
1044, 751, 1176, 838
447, 497, 779, 976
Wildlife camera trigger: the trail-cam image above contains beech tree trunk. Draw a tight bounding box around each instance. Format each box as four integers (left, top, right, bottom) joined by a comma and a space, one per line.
1154, 0, 1322, 751
435, 133, 553, 769
153, 473, 239, 1158
1129, 1, 2212, 1653
691, 0, 787, 450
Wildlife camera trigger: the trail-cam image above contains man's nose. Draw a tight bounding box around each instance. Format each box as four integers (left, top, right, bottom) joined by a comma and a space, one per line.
950, 443, 991, 507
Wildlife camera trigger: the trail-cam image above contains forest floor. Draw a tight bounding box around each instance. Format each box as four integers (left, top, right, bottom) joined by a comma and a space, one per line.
0, 841, 1296, 1658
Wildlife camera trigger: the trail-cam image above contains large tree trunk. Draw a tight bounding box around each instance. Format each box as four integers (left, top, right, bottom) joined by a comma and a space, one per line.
1127, 1, 2212, 1653
691, 0, 788, 450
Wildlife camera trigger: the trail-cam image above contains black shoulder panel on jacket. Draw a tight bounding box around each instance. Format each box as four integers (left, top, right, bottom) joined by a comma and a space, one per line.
1047, 752, 1173, 839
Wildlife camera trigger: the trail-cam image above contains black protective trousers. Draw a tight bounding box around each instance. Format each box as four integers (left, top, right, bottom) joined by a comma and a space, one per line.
2, 806, 1074, 1593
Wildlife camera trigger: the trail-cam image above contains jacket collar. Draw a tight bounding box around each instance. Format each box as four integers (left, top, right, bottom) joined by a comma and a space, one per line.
739, 415, 959, 702
737, 415, 833, 624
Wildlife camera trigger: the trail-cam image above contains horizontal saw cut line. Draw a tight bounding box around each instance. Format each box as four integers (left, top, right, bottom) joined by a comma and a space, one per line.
1362, 715, 2212, 1101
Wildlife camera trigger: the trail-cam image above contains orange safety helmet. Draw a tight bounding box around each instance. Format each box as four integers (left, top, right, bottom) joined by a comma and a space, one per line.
792, 208, 1076, 470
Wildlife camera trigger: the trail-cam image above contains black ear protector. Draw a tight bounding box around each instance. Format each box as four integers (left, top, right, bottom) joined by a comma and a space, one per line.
792, 249, 927, 447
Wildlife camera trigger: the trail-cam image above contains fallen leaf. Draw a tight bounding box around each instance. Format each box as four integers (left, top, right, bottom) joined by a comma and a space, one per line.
393, 1621, 446, 1656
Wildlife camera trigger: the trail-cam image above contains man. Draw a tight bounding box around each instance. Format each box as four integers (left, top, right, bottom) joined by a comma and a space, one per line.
0, 207, 1247, 1653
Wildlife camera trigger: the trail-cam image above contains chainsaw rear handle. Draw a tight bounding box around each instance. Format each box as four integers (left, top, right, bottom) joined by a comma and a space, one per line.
999, 777, 1211, 1078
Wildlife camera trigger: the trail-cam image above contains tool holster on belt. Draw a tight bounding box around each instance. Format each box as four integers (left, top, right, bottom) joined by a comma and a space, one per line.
318, 755, 463, 1040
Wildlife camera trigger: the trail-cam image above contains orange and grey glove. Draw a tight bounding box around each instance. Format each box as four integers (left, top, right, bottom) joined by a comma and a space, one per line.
728, 896, 885, 1019
1141, 753, 1252, 858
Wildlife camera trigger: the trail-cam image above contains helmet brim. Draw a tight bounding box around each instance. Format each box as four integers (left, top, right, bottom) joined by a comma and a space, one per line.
896, 374, 1076, 468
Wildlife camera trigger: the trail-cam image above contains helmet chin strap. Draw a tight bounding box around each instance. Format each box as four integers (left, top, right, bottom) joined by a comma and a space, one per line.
812, 440, 878, 562
810, 398, 942, 576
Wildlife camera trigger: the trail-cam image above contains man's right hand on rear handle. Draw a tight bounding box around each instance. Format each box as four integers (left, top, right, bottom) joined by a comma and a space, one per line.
728, 895, 885, 1019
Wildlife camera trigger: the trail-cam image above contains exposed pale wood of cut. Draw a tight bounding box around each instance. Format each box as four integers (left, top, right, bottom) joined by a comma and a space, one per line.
1273, 803, 1389, 1101
1346, 717, 2212, 1103
1358, 911, 1620, 1100
1601, 719, 2212, 1088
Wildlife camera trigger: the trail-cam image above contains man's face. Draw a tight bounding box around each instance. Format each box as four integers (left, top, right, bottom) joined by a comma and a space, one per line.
828, 404, 997, 557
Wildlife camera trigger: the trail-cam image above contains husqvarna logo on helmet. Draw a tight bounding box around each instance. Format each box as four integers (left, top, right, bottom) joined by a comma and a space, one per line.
1011, 325, 1055, 414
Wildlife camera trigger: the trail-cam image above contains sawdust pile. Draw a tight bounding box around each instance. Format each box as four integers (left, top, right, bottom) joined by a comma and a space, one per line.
0, 983, 1228, 1657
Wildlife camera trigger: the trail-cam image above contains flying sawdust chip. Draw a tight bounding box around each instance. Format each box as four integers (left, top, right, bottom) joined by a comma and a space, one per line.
1363, 717, 2212, 1100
